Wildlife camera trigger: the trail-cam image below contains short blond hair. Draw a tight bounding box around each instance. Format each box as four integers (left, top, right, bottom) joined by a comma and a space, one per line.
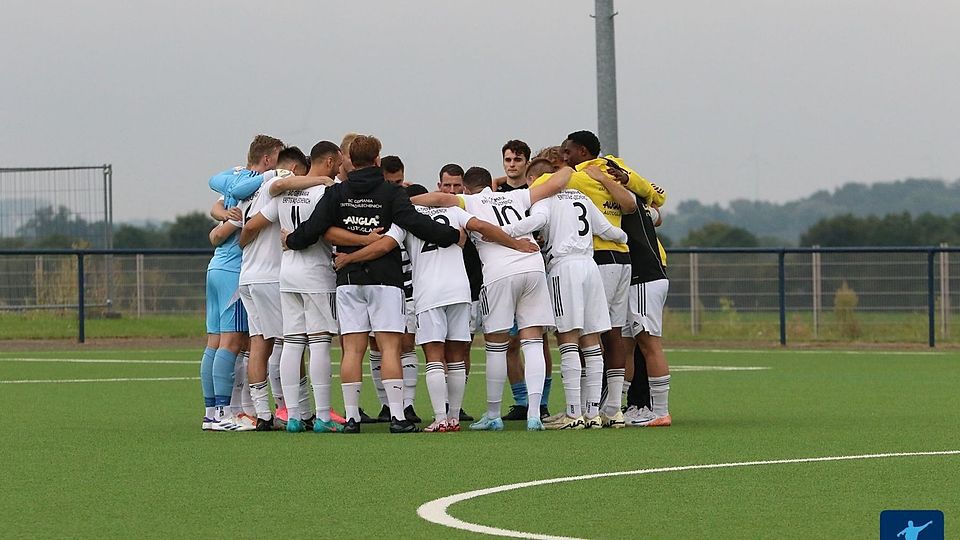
340, 132, 360, 154
535, 145, 563, 164
247, 134, 284, 165
524, 157, 556, 180
349, 135, 382, 168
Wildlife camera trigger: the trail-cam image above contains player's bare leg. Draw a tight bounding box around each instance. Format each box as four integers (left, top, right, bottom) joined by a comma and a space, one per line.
339, 332, 367, 431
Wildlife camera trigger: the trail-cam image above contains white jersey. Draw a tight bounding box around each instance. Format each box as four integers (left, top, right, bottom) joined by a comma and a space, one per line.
503, 189, 627, 273
232, 176, 282, 285
458, 187, 544, 285
277, 182, 337, 293
385, 206, 473, 313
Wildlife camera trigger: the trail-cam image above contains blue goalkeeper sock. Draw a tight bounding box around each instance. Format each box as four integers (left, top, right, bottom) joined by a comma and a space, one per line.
511, 382, 528, 407
212, 348, 237, 407
542, 376, 553, 408
200, 346, 216, 407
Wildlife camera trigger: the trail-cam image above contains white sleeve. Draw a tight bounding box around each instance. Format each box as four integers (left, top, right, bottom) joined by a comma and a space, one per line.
449, 207, 474, 229
502, 200, 548, 237
260, 197, 279, 223
512, 189, 532, 211
587, 202, 627, 243
385, 224, 406, 245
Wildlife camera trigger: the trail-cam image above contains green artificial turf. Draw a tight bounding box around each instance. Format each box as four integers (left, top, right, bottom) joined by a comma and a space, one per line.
0, 348, 957, 538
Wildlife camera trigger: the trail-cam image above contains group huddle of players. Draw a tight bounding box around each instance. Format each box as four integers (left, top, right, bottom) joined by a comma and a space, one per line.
199, 129, 672, 433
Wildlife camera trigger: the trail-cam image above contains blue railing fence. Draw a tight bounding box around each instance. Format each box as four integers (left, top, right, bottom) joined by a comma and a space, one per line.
1, 246, 958, 346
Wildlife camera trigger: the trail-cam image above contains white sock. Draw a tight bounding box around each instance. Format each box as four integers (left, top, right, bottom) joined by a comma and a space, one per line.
249, 379, 271, 420
298, 376, 311, 419
204, 406, 215, 419
582, 345, 604, 419
369, 351, 387, 406
622, 380, 632, 404
268, 338, 284, 409
424, 361, 448, 422
214, 405, 226, 421
603, 368, 625, 416
401, 351, 418, 408
559, 343, 582, 418
649, 374, 671, 416
484, 341, 509, 419
382, 378, 405, 421
239, 351, 255, 417
446, 361, 467, 422
520, 338, 546, 420
230, 351, 246, 416
342, 381, 362, 422
580, 367, 588, 413
308, 334, 333, 422
280, 334, 306, 421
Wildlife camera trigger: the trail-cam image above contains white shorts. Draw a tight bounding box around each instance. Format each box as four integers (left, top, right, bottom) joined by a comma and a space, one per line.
598, 263, 631, 328
415, 303, 471, 345
547, 259, 611, 336
405, 298, 416, 334
622, 279, 669, 338
281, 291, 338, 336
336, 285, 406, 335
239, 282, 282, 339
479, 271, 555, 334
469, 300, 483, 335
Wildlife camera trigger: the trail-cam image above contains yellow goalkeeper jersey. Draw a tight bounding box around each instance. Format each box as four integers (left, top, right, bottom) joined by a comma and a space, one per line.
533, 155, 666, 253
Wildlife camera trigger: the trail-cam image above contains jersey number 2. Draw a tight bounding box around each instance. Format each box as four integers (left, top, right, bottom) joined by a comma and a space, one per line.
421, 214, 451, 253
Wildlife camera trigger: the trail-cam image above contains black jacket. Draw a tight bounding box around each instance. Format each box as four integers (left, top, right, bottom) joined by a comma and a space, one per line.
286, 166, 459, 287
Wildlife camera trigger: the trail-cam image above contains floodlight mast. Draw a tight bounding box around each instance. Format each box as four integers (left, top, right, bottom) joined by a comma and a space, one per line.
595, 0, 619, 155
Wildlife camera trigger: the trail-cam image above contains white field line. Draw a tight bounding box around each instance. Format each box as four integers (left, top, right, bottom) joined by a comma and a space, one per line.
664, 348, 947, 356
417, 450, 960, 540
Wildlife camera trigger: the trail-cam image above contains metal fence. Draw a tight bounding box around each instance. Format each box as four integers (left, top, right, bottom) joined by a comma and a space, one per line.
1, 247, 958, 346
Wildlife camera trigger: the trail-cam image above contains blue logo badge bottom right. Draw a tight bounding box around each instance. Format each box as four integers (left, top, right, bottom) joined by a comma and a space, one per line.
880, 510, 944, 540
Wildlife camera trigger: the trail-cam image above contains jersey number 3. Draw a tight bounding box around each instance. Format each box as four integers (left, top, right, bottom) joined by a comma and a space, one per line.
573, 202, 589, 236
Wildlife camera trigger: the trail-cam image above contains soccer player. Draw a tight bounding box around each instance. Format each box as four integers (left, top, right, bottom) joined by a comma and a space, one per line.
381, 155, 406, 186
284, 135, 460, 434
620, 199, 672, 427
337, 132, 360, 182
502, 159, 630, 429
235, 147, 310, 430
542, 130, 665, 427
270, 141, 345, 433
364, 156, 421, 424
335, 189, 537, 432
412, 164, 573, 431
438, 163, 465, 194
208, 135, 284, 208
438, 163, 476, 422
201, 200, 252, 431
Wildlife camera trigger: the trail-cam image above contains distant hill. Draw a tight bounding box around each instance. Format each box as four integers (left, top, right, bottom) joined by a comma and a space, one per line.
659, 178, 960, 245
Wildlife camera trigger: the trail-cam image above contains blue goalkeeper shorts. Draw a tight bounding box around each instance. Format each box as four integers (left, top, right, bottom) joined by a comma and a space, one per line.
508, 320, 519, 337
205, 268, 248, 334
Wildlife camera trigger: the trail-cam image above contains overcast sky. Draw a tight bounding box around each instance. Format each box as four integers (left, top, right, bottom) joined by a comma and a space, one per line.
2, 0, 958, 222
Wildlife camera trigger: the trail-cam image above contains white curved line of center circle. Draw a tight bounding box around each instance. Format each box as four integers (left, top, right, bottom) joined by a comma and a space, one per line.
417, 450, 960, 540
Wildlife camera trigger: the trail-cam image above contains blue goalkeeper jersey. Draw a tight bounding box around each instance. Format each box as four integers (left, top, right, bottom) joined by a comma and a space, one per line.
209, 167, 266, 208
207, 229, 242, 272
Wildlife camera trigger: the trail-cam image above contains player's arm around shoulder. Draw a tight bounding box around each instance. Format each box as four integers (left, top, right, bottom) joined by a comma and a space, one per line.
609, 156, 666, 207
410, 192, 461, 208
210, 220, 239, 247
394, 187, 459, 247
466, 216, 539, 253
268, 175, 333, 197
584, 165, 638, 214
